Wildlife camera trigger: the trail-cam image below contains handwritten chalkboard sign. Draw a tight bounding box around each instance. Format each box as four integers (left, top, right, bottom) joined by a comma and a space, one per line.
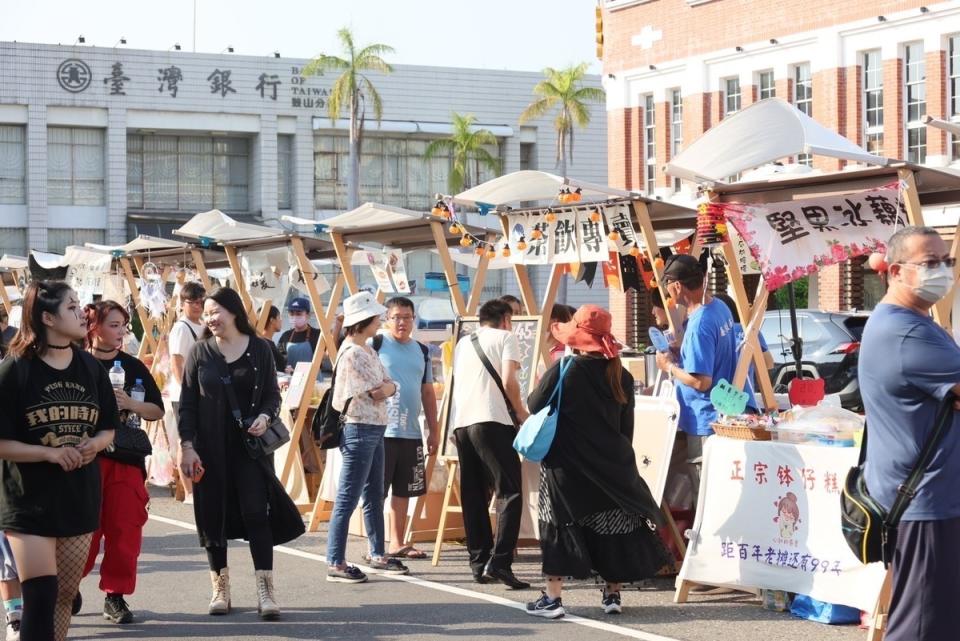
440, 315, 543, 458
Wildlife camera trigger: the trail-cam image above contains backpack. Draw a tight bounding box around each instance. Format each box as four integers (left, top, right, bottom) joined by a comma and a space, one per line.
371, 334, 430, 376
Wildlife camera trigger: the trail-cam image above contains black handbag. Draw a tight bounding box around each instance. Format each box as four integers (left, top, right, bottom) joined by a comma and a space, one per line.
312, 345, 354, 450
104, 424, 153, 465
213, 350, 289, 460
840, 392, 955, 566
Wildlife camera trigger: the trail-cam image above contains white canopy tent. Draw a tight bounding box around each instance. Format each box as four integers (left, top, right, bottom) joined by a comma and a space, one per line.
0, 255, 27, 270
174, 209, 284, 243
666, 98, 888, 184
454, 170, 634, 206
925, 116, 960, 136
86, 235, 190, 255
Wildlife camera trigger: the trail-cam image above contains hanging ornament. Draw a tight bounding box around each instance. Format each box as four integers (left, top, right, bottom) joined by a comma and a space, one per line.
517, 238, 528, 251
608, 231, 620, 241
449, 223, 462, 235
653, 256, 664, 270
696, 202, 728, 247
571, 187, 583, 202
544, 208, 557, 223
431, 200, 446, 218
629, 246, 641, 257
531, 228, 544, 240
460, 235, 472, 247
558, 187, 571, 204
590, 210, 602, 223
502, 246, 512, 258
485, 248, 497, 259
475, 246, 485, 256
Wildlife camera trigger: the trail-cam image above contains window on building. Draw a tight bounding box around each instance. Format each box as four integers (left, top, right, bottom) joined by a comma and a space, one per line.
48, 127, 105, 206
127, 134, 250, 212
644, 94, 656, 195
47, 228, 105, 254
313, 134, 500, 211
793, 64, 813, 165
671, 89, 683, 192
0, 126, 25, 205
758, 71, 775, 100
519, 142, 536, 171
277, 134, 293, 210
863, 50, 884, 155
724, 77, 741, 116
949, 35, 960, 161
904, 42, 926, 164
0, 227, 26, 257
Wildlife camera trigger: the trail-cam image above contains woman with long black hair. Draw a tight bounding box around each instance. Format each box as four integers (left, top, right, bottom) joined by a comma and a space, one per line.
79, 300, 164, 624
177, 287, 304, 620
0, 281, 118, 641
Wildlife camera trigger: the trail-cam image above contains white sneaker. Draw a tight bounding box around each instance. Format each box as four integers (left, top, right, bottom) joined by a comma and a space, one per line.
184, 494, 194, 505
6, 612, 21, 641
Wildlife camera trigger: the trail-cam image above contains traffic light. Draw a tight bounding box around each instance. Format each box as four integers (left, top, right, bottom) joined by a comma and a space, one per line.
595, 4, 604, 59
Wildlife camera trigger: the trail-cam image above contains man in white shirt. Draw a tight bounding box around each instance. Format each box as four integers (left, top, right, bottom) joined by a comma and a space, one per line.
166, 281, 205, 501
451, 299, 530, 589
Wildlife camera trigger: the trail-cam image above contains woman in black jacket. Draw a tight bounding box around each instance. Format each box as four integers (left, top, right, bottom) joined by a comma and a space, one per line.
178, 287, 304, 621
524, 305, 671, 620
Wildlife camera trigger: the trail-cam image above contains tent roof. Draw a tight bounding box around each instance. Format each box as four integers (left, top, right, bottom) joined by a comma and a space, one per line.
86, 235, 190, 256
454, 170, 634, 206
174, 210, 285, 243
666, 98, 888, 183
709, 162, 960, 207
0, 255, 28, 270
219, 233, 336, 260
926, 116, 960, 136
310, 203, 499, 250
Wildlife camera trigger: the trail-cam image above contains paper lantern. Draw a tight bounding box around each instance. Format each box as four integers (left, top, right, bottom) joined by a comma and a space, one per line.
485, 248, 496, 259
431, 200, 446, 218
653, 256, 664, 270
502, 247, 512, 258
571, 187, 583, 202
475, 246, 485, 256
531, 229, 544, 240
459, 236, 472, 247
629, 246, 641, 257
696, 202, 728, 247
449, 223, 461, 235
590, 210, 601, 223
517, 239, 528, 251
545, 209, 557, 223
608, 231, 620, 241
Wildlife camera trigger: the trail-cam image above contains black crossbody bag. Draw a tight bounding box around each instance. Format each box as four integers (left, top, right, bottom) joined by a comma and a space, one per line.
841, 392, 955, 566
211, 350, 289, 460
469, 333, 520, 429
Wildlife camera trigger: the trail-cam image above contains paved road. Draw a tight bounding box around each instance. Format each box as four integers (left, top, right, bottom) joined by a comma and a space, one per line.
55, 490, 868, 641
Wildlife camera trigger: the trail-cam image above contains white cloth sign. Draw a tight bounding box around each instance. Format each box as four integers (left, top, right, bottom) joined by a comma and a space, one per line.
505, 215, 527, 265
240, 248, 287, 305
677, 436, 885, 611
577, 211, 608, 263
722, 185, 902, 291
363, 251, 394, 293
550, 210, 579, 264
603, 204, 640, 256
523, 215, 550, 265
63, 247, 113, 306
728, 226, 761, 276
384, 249, 411, 294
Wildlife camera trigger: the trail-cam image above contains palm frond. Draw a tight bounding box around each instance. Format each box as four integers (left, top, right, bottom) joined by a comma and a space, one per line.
327, 72, 353, 121
519, 98, 554, 124
301, 54, 348, 77
361, 77, 384, 121
424, 138, 457, 159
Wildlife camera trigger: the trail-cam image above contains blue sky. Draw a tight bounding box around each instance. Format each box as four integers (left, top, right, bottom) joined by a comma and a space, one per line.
1, 0, 600, 73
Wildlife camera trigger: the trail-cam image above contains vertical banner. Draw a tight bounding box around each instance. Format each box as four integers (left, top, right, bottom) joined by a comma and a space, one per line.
577, 211, 608, 263
551, 210, 579, 264
364, 251, 394, 292
385, 249, 411, 294
619, 253, 643, 292
603, 204, 640, 256
506, 215, 527, 265
525, 215, 550, 266
602, 252, 622, 291
240, 248, 289, 305
63, 247, 113, 306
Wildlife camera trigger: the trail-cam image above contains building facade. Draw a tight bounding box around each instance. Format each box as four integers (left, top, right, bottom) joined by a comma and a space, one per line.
600, 0, 960, 344
0, 41, 608, 306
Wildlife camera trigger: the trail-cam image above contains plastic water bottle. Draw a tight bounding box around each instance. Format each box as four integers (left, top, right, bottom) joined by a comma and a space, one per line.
127, 378, 146, 430
109, 361, 125, 390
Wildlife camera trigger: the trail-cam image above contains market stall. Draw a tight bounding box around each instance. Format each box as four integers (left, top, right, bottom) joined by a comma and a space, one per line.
0, 254, 27, 317
665, 98, 960, 639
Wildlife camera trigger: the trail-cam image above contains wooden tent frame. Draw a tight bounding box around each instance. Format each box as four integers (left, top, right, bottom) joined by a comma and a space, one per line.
666, 163, 960, 641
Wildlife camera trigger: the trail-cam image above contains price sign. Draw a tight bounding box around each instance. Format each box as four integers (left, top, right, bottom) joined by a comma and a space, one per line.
711, 378, 750, 416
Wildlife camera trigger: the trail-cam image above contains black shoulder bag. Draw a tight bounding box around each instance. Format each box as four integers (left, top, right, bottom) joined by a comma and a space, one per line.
469, 333, 520, 429
312, 344, 354, 450
841, 392, 955, 566
211, 349, 289, 460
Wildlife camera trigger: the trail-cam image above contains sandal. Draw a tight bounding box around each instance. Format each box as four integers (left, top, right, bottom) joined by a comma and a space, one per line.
388, 546, 427, 559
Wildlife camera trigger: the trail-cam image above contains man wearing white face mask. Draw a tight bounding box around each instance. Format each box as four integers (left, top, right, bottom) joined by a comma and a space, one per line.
278, 297, 320, 372
859, 226, 960, 641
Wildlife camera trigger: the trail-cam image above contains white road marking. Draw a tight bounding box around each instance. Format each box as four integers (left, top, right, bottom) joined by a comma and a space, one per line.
148, 513, 682, 641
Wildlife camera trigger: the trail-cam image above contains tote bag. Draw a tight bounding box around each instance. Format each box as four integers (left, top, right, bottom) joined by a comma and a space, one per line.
513, 357, 572, 462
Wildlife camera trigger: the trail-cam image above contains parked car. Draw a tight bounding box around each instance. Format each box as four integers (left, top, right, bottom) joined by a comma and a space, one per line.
759, 309, 869, 411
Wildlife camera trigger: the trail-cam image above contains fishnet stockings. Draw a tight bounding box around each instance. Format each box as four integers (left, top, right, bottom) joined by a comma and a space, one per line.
54, 534, 91, 641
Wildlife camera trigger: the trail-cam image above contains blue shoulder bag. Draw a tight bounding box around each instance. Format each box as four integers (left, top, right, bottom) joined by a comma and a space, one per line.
513, 357, 572, 462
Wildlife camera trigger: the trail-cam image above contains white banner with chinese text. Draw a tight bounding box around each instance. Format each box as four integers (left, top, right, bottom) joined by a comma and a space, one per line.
63, 247, 113, 306
677, 436, 885, 611
721, 186, 903, 291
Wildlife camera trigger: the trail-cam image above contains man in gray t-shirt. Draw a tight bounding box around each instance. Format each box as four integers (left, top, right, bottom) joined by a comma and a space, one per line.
859, 226, 960, 641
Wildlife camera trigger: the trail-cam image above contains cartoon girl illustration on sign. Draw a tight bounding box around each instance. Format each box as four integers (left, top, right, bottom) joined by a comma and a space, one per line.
774, 492, 801, 540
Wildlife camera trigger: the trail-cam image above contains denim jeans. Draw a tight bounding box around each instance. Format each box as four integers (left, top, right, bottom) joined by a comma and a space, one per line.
326, 423, 386, 566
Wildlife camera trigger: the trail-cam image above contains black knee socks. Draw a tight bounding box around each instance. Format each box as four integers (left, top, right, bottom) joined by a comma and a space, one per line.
21, 575, 57, 641
206, 547, 228, 573
247, 518, 273, 571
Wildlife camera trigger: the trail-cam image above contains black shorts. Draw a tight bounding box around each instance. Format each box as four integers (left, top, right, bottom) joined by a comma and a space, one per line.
383, 438, 426, 498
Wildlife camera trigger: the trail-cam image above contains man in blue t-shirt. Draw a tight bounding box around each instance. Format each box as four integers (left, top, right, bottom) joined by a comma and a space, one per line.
371, 297, 439, 559
655, 254, 742, 497
859, 226, 960, 641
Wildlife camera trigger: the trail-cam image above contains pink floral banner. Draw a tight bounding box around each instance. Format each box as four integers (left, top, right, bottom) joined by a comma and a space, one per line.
720, 185, 904, 291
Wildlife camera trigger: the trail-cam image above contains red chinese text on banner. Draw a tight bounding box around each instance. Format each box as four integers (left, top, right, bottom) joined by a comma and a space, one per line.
718, 184, 904, 291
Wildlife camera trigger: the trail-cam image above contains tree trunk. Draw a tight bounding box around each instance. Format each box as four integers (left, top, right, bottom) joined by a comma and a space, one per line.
347, 97, 361, 210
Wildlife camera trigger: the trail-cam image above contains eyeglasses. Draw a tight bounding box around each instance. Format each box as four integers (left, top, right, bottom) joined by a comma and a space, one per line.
388, 315, 415, 322
900, 258, 957, 270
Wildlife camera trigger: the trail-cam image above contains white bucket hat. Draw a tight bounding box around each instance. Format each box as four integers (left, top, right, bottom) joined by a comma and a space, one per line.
342, 291, 387, 328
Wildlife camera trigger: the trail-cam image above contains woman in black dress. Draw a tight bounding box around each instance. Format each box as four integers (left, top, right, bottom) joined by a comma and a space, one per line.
0, 281, 118, 641
525, 305, 671, 619
177, 287, 304, 620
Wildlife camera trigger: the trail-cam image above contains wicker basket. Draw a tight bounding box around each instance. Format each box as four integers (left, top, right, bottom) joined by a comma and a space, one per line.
711, 422, 772, 441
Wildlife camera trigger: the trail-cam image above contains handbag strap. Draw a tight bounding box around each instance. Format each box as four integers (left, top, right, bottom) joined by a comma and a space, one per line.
209, 347, 245, 428
547, 357, 573, 408
886, 391, 956, 526
330, 343, 355, 416
470, 333, 516, 417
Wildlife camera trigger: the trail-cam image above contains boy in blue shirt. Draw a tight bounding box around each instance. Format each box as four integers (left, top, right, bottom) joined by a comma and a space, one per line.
371, 297, 439, 559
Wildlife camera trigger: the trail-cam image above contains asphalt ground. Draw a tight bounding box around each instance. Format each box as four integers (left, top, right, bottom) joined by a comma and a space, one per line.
53, 488, 869, 641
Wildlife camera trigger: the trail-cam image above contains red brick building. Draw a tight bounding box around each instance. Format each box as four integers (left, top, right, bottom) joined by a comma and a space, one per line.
600, 0, 960, 345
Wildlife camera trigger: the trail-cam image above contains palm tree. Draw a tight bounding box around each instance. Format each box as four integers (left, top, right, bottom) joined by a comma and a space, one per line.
303, 28, 394, 210
519, 63, 605, 177
424, 113, 501, 194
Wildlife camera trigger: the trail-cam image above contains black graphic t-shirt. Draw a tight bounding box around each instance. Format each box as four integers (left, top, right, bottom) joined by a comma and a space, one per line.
0, 349, 120, 537
96, 351, 163, 470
